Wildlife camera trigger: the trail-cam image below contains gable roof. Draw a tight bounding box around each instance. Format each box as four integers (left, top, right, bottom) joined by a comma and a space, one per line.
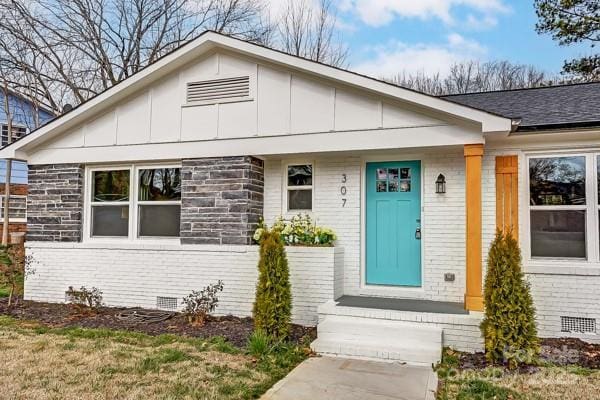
0, 31, 512, 160
441, 82, 600, 132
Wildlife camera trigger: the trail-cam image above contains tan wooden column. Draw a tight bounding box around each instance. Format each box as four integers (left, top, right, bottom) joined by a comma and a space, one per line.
464, 144, 484, 311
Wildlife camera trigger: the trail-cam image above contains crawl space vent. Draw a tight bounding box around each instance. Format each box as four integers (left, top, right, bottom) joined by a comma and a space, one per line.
561, 316, 596, 334
156, 296, 178, 311
186, 76, 250, 103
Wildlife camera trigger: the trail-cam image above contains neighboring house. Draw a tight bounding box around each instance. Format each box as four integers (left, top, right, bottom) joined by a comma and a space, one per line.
0, 89, 54, 238
1, 31, 599, 365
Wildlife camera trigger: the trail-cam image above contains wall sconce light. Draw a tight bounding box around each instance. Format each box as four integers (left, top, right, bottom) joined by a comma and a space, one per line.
435, 174, 446, 194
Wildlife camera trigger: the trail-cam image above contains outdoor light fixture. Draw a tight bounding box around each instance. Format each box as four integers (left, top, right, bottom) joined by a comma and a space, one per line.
435, 174, 446, 194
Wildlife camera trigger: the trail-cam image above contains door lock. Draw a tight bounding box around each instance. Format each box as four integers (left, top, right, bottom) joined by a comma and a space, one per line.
415, 228, 421, 240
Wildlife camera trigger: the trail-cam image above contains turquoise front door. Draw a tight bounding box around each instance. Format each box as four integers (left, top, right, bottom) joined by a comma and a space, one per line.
366, 161, 422, 286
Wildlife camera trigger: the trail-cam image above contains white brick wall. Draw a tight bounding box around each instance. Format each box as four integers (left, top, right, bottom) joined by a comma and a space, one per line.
482, 148, 600, 343
264, 150, 467, 303
25, 242, 343, 327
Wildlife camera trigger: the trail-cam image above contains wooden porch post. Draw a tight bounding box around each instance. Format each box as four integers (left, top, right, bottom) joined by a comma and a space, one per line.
464, 144, 484, 311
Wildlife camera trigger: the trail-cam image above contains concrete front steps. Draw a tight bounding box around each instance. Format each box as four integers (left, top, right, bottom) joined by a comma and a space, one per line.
310, 297, 484, 364
311, 314, 442, 365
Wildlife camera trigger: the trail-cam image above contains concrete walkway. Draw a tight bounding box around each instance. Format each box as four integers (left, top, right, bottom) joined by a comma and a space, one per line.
262, 357, 438, 400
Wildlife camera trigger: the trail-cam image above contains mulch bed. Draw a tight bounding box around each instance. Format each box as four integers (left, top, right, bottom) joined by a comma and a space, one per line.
0, 298, 316, 348
456, 338, 600, 371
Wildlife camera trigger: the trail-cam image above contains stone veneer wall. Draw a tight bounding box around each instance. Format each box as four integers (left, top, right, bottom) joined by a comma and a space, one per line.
180, 156, 264, 245
27, 164, 84, 242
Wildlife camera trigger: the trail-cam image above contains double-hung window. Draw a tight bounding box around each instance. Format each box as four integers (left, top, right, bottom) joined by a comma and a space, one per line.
88, 165, 181, 240
528, 155, 589, 259
286, 164, 313, 211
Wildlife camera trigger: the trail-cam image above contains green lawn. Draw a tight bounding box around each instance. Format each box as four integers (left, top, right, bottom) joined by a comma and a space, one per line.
436, 348, 600, 400
0, 316, 307, 399
0, 284, 8, 297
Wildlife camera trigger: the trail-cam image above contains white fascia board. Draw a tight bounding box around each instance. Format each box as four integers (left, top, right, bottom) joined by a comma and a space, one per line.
27, 125, 483, 165
0, 31, 509, 161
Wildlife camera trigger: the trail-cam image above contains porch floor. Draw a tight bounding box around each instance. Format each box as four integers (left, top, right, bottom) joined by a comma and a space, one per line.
334, 296, 469, 315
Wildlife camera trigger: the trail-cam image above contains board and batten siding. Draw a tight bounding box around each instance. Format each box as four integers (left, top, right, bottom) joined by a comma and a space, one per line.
41, 51, 446, 151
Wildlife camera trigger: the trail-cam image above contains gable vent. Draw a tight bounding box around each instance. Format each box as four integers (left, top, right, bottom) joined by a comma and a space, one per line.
561, 316, 596, 334
186, 76, 250, 103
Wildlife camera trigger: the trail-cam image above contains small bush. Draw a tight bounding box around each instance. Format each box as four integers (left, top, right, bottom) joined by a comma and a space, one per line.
253, 227, 292, 340
247, 330, 272, 358
182, 280, 224, 326
480, 230, 539, 368
66, 286, 104, 309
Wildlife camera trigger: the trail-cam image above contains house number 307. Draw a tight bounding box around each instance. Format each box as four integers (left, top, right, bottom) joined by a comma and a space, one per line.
341, 174, 347, 207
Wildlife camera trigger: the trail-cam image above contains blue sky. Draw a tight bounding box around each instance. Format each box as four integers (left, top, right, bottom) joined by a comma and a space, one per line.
272, 0, 594, 79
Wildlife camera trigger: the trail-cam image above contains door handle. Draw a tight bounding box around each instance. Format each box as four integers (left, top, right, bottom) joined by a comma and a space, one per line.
415, 228, 421, 240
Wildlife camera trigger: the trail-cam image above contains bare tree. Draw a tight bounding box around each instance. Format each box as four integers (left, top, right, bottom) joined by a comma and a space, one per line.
275, 0, 348, 67
391, 60, 556, 95
0, 0, 271, 112
0, 70, 14, 245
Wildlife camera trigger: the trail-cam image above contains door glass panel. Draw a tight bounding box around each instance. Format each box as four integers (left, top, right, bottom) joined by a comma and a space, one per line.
388, 168, 399, 192
376, 181, 387, 192
400, 181, 411, 192
376, 168, 387, 180
400, 168, 411, 179
529, 156, 585, 205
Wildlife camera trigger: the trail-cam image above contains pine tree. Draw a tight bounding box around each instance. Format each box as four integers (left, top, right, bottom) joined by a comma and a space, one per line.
253, 228, 292, 340
480, 230, 540, 368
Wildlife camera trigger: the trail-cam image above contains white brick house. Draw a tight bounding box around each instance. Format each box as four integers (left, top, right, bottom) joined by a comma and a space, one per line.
2, 31, 599, 364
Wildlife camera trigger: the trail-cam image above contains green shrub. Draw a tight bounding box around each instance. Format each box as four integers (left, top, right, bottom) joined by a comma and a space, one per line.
480, 230, 539, 368
253, 228, 292, 340
247, 330, 272, 357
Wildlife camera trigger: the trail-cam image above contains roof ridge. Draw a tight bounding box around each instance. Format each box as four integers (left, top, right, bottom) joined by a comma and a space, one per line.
440, 80, 600, 97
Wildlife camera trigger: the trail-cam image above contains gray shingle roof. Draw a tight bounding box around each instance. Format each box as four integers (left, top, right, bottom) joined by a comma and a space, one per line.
441, 82, 600, 131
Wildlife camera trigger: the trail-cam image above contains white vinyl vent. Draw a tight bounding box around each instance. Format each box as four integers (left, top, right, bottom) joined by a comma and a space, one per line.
561, 316, 597, 334
186, 76, 250, 103
156, 296, 178, 311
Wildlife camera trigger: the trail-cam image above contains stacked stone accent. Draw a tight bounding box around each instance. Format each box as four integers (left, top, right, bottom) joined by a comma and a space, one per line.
27, 164, 84, 242
180, 156, 264, 245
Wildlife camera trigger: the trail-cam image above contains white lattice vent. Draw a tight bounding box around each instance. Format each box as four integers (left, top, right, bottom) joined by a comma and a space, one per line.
186, 76, 250, 103
156, 296, 178, 311
561, 316, 596, 334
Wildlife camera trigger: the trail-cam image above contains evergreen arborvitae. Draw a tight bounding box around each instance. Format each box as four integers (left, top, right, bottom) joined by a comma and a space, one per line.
253, 228, 292, 340
480, 230, 539, 368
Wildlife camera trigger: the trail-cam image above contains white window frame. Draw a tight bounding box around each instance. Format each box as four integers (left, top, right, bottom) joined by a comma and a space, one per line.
84, 163, 181, 242
283, 161, 314, 213
525, 152, 599, 264
1, 124, 28, 146
0, 194, 27, 223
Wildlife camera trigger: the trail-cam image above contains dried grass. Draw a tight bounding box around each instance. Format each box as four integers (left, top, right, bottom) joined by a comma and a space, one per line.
0, 322, 270, 400
440, 366, 600, 400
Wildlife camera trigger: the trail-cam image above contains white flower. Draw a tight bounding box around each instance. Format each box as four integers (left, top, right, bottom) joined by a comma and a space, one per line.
253, 228, 264, 242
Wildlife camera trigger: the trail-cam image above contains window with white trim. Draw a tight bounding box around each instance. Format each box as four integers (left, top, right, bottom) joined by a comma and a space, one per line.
528, 155, 588, 259
1, 124, 27, 146
286, 164, 313, 211
88, 165, 181, 239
